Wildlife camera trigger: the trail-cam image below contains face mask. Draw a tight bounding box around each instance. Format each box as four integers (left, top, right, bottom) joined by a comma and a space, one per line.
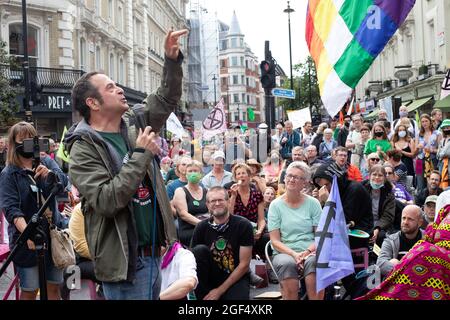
15, 143, 34, 159
370, 181, 384, 190
399, 111, 408, 118
443, 130, 450, 136
271, 156, 279, 162
374, 131, 384, 138
345, 122, 350, 128
398, 131, 407, 138
186, 172, 202, 184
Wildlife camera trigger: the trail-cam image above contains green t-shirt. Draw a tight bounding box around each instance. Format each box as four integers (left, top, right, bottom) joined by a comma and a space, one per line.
267, 195, 322, 253
363, 139, 391, 155
97, 131, 160, 247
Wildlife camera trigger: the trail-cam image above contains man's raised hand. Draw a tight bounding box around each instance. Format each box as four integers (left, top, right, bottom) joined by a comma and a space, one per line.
164, 29, 189, 60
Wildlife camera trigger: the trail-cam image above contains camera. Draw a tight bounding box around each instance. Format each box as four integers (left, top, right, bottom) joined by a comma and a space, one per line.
23, 138, 50, 153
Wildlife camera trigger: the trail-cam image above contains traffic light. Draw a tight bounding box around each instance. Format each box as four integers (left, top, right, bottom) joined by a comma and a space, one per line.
260, 60, 276, 89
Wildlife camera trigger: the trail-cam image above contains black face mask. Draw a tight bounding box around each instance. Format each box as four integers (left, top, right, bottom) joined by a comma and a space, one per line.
15, 143, 34, 159
374, 131, 384, 138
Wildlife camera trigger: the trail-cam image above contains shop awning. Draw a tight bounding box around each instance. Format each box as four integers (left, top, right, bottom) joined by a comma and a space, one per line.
365, 108, 379, 120
434, 95, 450, 112
406, 97, 432, 112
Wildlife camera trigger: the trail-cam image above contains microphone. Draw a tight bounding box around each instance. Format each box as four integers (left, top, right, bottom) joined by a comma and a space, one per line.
132, 104, 146, 131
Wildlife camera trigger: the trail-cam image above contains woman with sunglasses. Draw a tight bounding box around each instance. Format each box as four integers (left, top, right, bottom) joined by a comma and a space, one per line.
362, 153, 381, 180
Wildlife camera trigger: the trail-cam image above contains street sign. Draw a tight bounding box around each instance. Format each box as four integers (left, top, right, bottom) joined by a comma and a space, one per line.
271, 88, 295, 99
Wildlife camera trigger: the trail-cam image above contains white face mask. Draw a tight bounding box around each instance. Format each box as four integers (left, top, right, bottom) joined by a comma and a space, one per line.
398, 131, 407, 138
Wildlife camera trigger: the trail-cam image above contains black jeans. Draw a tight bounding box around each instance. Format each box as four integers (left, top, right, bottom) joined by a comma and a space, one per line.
192, 244, 250, 300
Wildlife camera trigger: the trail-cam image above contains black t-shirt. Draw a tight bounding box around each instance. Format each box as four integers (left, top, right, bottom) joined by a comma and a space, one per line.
191, 215, 254, 274
398, 231, 422, 259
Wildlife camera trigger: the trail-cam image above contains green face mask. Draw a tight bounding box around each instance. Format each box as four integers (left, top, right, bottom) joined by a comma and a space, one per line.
186, 172, 202, 184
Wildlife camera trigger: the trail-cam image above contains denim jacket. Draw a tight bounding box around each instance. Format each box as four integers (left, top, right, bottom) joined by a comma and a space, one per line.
0, 156, 68, 267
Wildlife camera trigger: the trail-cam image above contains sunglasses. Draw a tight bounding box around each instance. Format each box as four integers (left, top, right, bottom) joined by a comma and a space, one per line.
369, 158, 380, 162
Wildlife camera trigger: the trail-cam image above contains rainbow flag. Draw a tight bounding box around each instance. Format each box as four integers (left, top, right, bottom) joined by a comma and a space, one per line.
306, 0, 416, 117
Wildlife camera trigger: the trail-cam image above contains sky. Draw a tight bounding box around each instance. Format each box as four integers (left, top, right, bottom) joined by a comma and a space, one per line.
193, 0, 310, 75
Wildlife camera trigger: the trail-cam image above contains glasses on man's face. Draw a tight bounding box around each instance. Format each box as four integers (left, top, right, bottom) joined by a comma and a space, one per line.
386, 171, 393, 175
209, 199, 226, 205
285, 174, 306, 182
369, 158, 380, 162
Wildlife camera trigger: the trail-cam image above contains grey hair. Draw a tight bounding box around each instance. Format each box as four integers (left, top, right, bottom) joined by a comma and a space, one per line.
287, 161, 311, 181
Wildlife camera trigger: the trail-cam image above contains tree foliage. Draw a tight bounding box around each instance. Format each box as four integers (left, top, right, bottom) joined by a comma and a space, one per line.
0, 40, 20, 130
278, 56, 321, 116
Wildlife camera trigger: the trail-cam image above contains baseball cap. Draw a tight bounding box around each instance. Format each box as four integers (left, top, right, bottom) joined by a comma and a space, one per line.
258, 123, 268, 129
425, 195, 438, 204
212, 150, 225, 160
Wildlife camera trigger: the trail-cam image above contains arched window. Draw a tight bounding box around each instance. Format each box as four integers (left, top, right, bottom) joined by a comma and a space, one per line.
80, 38, 86, 70
109, 53, 115, 80
9, 23, 39, 66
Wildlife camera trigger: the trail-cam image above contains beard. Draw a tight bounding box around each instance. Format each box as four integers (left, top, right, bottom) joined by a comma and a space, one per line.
211, 207, 228, 218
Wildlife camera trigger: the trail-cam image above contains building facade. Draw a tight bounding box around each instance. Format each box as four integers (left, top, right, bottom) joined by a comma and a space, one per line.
355, 0, 450, 117
219, 12, 264, 128
0, 0, 189, 137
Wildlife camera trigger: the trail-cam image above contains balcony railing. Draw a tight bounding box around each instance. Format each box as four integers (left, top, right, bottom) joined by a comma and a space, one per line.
0, 65, 84, 88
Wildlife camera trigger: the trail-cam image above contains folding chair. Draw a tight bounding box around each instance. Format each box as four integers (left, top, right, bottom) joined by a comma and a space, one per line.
264, 240, 307, 300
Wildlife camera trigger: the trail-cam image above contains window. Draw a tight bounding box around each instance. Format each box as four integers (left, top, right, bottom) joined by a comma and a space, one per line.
241, 93, 245, 103
108, 0, 114, 21
231, 38, 237, 48
119, 57, 124, 84
240, 57, 244, 66
95, 0, 101, 15
80, 38, 86, 70
134, 63, 144, 91
233, 75, 238, 84
96, 46, 101, 69
109, 53, 115, 80
241, 75, 245, 84
118, 6, 123, 31
245, 60, 248, 69
9, 23, 39, 66
221, 77, 227, 86
220, 59, 227, 68
231, 56, 238, 66
220, 40, 227, 50
233, 94, 239, 103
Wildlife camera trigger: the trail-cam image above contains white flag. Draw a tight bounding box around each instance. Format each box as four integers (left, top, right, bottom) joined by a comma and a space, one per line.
166, 112, 186, 139
201, 98, 227, 140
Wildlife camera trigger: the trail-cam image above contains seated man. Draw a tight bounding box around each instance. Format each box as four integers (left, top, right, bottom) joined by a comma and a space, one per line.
421, 195, 437, 229
191, 186, 253, 300
376, 205, 424, 279
415, 171, 443, 207
159, 241, 198, 300
333, 146, 363, 182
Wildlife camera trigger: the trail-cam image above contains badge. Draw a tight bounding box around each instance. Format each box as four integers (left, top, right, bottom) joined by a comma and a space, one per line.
215, 238, 226, 251
193, 200, 200, 207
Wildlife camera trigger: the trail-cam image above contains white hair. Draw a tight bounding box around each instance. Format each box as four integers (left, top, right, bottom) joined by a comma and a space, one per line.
287, 161, 311, 181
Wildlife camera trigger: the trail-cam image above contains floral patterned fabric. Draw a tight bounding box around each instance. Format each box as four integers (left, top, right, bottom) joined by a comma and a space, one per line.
357, 204, 450, 300
233, 185, 263, 223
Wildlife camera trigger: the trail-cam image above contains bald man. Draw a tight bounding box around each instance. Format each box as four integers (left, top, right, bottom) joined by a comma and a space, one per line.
376, 205, 424, 277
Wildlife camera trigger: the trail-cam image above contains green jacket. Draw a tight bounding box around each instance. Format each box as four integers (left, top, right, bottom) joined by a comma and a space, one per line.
65, 55, 182, 282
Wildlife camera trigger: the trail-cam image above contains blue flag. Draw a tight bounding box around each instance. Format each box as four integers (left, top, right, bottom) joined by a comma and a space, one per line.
315, 176, 354, 293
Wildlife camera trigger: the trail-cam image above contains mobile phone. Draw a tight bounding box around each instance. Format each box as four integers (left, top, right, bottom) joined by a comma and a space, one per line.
23, 138, 50, 153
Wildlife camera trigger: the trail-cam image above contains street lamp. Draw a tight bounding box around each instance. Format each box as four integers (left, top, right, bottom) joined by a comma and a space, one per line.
212, 74, 217, 105
284, 1, 295, 110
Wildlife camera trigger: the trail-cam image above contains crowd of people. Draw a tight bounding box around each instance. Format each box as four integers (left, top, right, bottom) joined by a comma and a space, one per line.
0, 28, 449, 301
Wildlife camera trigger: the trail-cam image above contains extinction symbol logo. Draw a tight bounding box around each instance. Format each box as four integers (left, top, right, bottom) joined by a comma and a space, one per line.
203, 108, 224, 130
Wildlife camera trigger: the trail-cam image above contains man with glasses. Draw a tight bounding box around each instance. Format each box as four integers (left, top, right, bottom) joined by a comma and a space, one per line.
191, 187, 253, 300
333, 146, 362, 182
415, 171, 443, 207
